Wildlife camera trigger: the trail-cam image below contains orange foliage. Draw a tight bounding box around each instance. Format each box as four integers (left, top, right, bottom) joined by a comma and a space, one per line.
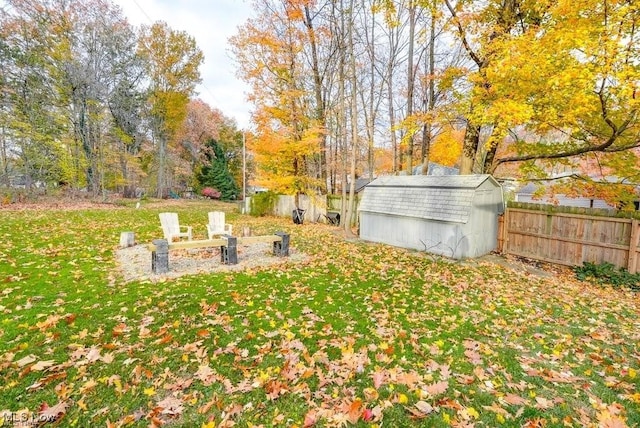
374, 148, 394, 175
430, 127, 463, 167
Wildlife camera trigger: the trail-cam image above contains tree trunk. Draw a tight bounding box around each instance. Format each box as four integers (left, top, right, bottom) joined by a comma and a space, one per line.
365, 0, 376, 180
483, 139, 499, 173
156, 130, 167, 198
405, 3, 416, 174
344, 0, 358, 236
388, 59, 398, 173
0, 125, 9, 186
336, 0, 348, 223
421, 12, 436, 175
303, 5, 328, 188
459, 122, 481, 174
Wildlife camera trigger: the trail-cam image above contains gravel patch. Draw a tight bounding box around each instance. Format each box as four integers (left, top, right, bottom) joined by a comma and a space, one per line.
115, 242, 307, 283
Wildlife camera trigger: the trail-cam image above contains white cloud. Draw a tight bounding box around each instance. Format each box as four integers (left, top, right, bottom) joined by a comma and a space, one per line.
112, 0, 253, 129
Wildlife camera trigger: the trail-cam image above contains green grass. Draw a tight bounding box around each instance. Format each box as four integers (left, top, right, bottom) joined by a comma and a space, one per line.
1, 199, 639, 427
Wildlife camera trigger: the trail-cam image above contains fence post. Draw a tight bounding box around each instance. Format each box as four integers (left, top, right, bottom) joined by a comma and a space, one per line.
497, 215, 504, 253
502, 209, 510, 255
628, 219, 639, 274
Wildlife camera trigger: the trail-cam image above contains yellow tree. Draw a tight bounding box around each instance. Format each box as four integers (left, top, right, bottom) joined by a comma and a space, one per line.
230, 0, 323, 205
138, 21, 203, 197
443, 0, 537, 174
444, 0, 640, 200
482, 0, 640, 203
430, 126, 463, 167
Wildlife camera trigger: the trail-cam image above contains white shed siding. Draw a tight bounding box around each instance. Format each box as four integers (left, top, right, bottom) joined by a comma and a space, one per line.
359, 175, 503, 259
360, 213, 470, 258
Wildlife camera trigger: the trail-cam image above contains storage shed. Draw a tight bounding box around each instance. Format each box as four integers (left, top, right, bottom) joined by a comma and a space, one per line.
359, 175, 503, 259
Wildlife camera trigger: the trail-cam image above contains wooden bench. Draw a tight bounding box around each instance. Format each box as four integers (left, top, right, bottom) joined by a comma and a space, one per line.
148, 232, 290, 274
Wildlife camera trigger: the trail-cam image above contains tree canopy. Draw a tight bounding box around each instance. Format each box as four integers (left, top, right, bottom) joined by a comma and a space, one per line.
229, 0, 640, 206
1, 0, 639, 207
0, 0, 243, 199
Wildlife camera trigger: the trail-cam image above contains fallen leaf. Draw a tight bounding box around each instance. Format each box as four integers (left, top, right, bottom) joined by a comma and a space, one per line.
425, 380, 448, 396
39, 401, 69, 422
31, 360, 55, 371
414, 400, 434, 415
16, 355, 37, 367
303, 409, 318, 427
372, 370, 385, 389
503, 393, 528, 406
157, 396, 184, 416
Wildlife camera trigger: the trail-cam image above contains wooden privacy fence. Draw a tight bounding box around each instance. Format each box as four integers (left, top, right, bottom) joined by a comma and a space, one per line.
499, 204, 640, 273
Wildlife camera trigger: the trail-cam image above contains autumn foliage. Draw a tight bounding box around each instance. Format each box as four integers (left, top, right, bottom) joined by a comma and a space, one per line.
0, 202, 639, 426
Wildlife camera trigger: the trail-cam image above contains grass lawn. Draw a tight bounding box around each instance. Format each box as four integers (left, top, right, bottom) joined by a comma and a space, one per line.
0, 199, 639, 427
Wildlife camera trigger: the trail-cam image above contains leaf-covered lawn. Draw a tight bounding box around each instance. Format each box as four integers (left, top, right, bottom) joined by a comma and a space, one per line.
1, 200, 639, 427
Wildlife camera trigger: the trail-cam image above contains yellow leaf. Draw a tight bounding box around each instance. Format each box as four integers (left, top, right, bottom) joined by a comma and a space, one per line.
77, 399, 87, 411
496, 414, 506, 423
467, 407, 479, 419
628, 368, 636, 379
144, 387, 155, 396
259, 371, 270, 382
202, 422, 216, 428
398, 393, 409, 404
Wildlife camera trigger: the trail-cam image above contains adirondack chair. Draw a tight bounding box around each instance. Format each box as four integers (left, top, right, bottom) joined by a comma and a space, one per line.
207, 211, 232, 239
159, 212, 192, 242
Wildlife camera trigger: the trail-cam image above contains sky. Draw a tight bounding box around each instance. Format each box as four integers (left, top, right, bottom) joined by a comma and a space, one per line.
112, 0, 254, 129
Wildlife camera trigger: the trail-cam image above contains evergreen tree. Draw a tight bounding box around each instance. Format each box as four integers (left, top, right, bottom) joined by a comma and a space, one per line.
198, 139, 239, 200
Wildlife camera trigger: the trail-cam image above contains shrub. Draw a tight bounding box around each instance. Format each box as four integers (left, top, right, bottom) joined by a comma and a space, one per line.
574, 262, 640, 290
250, 191, 278, 217
202, 187, 221, 199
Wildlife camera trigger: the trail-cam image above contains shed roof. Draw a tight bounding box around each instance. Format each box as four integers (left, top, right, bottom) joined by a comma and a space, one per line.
354, 178, 372, 193
359, 174, 500, 223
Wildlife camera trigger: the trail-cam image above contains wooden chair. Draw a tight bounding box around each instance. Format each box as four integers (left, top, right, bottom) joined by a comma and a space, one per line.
207, 211, 232, 239
159, 212, 192, 242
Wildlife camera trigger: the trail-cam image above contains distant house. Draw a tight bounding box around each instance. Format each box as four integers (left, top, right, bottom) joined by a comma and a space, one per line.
9, 175, 27, 189
7, 175, 45, 189
248, 185, 269, 195
515, 179, 640, 210
359, 175, 504, 259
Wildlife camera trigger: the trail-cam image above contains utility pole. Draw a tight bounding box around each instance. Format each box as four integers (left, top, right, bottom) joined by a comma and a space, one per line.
242, 131, 247, 214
